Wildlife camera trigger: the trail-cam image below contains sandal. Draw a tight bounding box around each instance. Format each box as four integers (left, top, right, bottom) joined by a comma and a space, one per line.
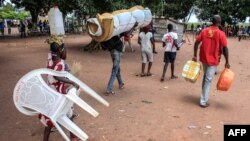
104, 91, 115, 96
140, 73, 146, 77
171, 76, 178, 79
147, 73, 152, 76
72, 113, 79, 119
200, 103, 210, 108
119, 83, 125, 89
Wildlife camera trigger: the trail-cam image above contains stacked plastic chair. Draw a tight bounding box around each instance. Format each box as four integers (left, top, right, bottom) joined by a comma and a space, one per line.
13, 68, 109, 141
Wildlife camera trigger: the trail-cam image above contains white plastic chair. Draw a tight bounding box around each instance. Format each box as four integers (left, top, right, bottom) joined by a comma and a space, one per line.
13, 68, 109, 141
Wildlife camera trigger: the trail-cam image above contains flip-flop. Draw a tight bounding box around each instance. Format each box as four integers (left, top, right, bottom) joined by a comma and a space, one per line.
72, 113, 79, 119
147, 73, 152, 76
119, 83, 125, 89
200, 103, 210, 108
140, 74, 146, 77
104, 91, 115, 96
171, 76, 178, 79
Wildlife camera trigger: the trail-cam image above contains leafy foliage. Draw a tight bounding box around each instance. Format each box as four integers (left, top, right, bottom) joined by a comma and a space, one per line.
195, 0, 250, 24
9, 0, 250, 24
11, 0, 48, 22
0, 2, 30, 20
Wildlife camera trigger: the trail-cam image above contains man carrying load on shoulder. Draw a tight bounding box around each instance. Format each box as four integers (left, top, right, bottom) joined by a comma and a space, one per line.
193, 15, 230, 108
101, 22, 138, 96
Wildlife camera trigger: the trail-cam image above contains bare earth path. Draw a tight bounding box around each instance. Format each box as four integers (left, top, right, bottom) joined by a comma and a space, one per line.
0, 34, 250, 141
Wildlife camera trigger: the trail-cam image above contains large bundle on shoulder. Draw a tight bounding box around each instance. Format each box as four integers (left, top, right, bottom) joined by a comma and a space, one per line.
87, 6, 152, 42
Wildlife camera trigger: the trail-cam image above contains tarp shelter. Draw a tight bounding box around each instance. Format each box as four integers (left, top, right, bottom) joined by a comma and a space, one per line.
153, 17, 184, 44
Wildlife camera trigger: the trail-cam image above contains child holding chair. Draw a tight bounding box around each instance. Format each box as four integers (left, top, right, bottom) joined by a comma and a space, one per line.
40, 42, 80, 141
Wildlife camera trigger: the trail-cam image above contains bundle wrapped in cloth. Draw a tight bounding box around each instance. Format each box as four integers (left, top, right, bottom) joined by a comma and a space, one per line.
46, 35, 65, 45
87, 6, 152, 42
182, 60, 202, 83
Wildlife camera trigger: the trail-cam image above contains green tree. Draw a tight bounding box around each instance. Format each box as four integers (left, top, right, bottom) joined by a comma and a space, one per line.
195, 0, 250, 24
162, 0, 195, 21
0, 2, 30, 20
11, 0, 49, 23
0, 0, 4, 7
11, 0, 88, 23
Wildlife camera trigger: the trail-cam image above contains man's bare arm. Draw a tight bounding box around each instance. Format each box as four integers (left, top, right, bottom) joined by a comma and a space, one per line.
54, 76, 79, 89
223, 47, 230, 68
193, 40, 200, 61
150, 38, 155, 49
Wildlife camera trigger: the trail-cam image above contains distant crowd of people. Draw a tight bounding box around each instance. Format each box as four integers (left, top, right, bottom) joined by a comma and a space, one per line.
0, 19, 50, 38
0, 20, 14, 36
19, 19, 50, 38
190, 23, 250, 42
38, 20, 49, 33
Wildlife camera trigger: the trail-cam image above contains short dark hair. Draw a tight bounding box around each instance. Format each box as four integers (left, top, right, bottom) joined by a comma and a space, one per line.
212, 15, 221, 25
167, 24, 173, 31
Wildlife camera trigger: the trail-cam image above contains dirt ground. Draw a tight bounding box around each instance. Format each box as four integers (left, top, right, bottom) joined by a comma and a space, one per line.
0, 33, 250, 141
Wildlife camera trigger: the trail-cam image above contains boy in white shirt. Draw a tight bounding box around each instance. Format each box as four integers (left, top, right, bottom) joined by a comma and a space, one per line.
161, 24, 180, 81
138, 25, 155, 77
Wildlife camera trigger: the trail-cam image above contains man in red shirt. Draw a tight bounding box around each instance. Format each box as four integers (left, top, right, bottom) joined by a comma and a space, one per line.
193, 15, 230, 108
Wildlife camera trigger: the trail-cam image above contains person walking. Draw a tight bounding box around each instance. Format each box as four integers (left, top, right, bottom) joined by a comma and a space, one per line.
7, 20, 12, 35
20, 21, 26, 38
193, 15, 230, 108
0, 21, 5, 36
101, 22, 138, 96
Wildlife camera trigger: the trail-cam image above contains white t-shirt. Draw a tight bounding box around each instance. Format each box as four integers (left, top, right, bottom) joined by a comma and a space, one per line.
139, 32, 153, 51
162, 32, 178, 52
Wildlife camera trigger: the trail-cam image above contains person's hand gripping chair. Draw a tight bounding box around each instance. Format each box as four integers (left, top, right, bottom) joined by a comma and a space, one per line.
13, 68, 109, 141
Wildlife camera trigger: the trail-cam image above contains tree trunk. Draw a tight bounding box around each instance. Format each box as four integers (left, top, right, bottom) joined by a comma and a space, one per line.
30, 9, 38, 23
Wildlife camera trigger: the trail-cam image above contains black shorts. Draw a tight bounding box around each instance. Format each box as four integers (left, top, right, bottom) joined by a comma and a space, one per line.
164, 52, 177, 63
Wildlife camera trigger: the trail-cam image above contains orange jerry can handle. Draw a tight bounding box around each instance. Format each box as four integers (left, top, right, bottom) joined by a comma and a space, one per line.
217, 68, 235, 91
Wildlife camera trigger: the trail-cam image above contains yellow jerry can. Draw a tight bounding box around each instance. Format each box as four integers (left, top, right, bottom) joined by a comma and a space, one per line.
182, 60, 202, 83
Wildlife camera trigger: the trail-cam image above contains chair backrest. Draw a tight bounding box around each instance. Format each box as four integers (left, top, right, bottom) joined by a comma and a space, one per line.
14, 68, 109, 115
13, 68, 110, 141
13, 71, 66, 117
